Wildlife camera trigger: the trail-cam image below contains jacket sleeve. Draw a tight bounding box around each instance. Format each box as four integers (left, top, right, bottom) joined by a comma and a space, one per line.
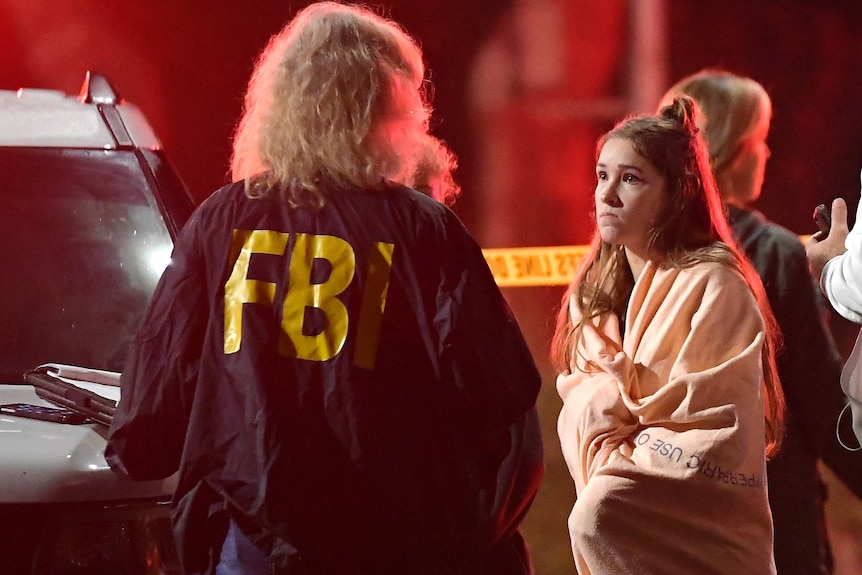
434, 215, 544, 544
105, 209, 208, 480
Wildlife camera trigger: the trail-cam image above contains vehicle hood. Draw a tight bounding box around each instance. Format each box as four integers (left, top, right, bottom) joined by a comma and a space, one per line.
0, 383, 176, 503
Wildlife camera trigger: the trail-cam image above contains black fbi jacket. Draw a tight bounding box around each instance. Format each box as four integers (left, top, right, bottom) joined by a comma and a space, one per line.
105, 179, 544, 575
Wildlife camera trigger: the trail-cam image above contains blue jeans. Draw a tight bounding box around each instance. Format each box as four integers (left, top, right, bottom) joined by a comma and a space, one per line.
216, 519, 272, 575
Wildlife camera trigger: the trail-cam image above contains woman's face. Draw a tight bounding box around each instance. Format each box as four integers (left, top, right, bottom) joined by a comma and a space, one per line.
595, 137, 668, 260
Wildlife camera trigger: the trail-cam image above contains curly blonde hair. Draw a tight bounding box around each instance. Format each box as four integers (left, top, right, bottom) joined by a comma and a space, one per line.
414, 135, 461, 205
230, 2, 432, 205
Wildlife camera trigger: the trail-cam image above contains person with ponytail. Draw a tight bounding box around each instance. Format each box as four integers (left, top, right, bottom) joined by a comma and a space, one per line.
552, 96, 785, 575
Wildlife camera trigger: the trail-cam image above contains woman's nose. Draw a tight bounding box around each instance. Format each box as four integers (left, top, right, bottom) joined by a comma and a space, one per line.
597, 181, 620, 205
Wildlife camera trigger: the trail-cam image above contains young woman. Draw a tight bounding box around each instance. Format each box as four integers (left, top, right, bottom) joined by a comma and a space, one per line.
552, 96, 785, 575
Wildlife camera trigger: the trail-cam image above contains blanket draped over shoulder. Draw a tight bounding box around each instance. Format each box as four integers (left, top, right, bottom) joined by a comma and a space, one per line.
557, 260, 776, 575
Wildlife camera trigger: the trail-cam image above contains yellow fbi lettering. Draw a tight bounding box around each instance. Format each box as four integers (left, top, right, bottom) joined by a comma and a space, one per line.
224, 229, 395, 368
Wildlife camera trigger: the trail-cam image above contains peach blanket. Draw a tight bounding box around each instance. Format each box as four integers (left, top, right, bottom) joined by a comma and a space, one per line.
557, 260, 776, 575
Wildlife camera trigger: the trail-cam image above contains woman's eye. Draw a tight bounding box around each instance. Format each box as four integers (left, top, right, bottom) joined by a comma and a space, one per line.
596, 171, 608, 181
623, 173, 640, 183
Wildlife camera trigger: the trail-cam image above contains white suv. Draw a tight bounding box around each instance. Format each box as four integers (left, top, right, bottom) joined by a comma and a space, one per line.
0, 72, 194, 574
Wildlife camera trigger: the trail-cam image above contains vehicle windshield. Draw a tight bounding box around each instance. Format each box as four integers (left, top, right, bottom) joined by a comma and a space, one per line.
0, 148, 175, 381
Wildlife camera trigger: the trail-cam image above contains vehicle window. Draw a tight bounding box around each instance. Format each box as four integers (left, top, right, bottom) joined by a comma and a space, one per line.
0, 148, 175, 379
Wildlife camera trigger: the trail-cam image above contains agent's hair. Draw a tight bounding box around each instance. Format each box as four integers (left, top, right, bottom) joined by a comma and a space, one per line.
661, 69, 771, 198
413, 135, 461, 206
551, 96, 785, 457
230, 2, 431, 206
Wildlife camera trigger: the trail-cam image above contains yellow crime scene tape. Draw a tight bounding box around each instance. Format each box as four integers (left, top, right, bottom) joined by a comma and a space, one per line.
485, 236, 815, 287
482, 245, 590, 287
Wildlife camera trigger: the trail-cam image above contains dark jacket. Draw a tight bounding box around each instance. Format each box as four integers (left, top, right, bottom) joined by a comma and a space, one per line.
729, 205, 862, 575
106, 180, 544, 575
